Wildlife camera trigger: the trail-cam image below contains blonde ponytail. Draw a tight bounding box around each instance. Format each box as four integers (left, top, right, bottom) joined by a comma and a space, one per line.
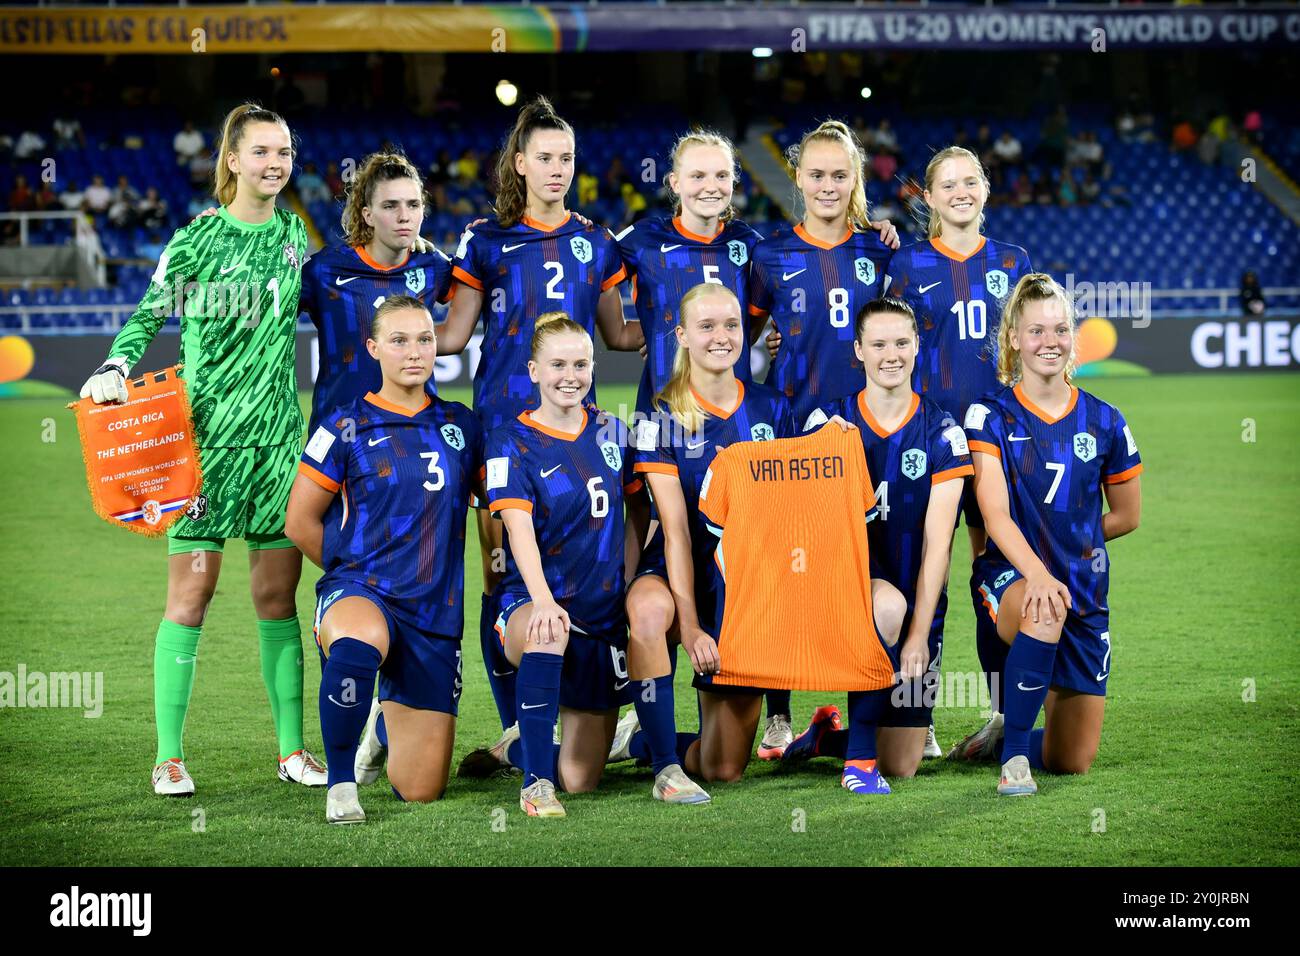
787, 120, 872, 233
996, 273, 1078, 386
530, 310, 591, 360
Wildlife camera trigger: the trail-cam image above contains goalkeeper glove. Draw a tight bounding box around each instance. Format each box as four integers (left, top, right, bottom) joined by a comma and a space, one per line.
80, 357, 130, 405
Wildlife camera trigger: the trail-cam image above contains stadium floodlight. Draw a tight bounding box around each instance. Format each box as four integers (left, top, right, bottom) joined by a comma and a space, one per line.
861, 87, 873, 99
496, 79, 519, 107
752, 47, 773, 58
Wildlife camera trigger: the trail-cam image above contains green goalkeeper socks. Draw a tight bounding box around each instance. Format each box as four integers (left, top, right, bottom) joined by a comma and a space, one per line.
154, 619, 201, 764
258, 616, 305, 760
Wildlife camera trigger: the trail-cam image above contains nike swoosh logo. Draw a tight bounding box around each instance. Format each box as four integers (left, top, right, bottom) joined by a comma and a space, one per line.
335, 276, 358, 286
782, 269, 807, 281
491, 669, 515, 678
502, 243, 526, 253
660, 244, 682, 253
1095, 672, 1108, 681
520, 702, 547, 710
917, 281, 942, 294
328, 695, 361, 708
175, 656, 196, 665
540, 465, 562, 478
686, 440, 707, 451
1016, 682, 1045, 692
614, 679, 630, 691
1008, 435, 1032, 442
219, 265, 238, 275
368, 436, 391, 446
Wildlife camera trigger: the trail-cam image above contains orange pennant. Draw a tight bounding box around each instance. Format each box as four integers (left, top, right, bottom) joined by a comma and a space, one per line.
69, 366, 203, 537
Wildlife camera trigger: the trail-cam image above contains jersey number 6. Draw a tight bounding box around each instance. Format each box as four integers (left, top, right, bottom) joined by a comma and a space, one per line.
587, 476, 608, 518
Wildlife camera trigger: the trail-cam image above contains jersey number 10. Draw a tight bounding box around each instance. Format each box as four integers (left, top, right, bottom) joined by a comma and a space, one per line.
951, 300, 987, 340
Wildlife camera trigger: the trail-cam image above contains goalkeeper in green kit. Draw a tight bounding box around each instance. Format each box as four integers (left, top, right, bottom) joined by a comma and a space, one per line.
81, 104, 326, 796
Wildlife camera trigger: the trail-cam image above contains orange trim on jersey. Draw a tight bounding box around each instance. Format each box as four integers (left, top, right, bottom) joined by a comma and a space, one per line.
451, 265, 483, 291
354, 245, 411, 273
1103, 462, 1144, 484
517, 409, 588, 442
856, 389, 920, 439
673, 216, 724, 243
930, 235, 987, 263
441, 283, 457, 304
969, 440, 1002, 459
692, 380, 745, 419
631, 275, 639, 305
794, 223, 852, 250
931, 464, 974, 485
748, 303, 769, 318
489, 498, 534, 515
601, 263, 628, 292
634, 462, 680, 476
298, 461, 340, 493
625, 478, 644, 496
1013, 383, 1078, 425
364, 391, 431, 418
980, 588, 998, 624
521, 212, 572, 233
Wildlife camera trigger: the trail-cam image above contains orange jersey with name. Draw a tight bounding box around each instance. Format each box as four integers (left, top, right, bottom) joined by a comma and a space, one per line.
697, 424, 894, 692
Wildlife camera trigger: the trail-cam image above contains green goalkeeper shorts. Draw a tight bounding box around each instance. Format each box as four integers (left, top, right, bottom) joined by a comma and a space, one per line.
166, 440, 298, 552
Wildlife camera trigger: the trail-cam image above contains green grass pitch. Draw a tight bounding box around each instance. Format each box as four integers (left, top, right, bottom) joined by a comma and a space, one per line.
1, 373, 1297, 866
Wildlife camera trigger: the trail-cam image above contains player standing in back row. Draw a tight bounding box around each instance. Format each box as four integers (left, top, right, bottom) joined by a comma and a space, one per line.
885, 145, 1033, 760
963, 274, 1141, 795
80, 104, 323, 796
437, 98, 643, 752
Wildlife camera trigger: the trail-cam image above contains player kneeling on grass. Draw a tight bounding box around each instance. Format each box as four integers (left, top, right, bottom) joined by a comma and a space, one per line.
286, 296, 482, 823
790, 297, 971, 787
962, 274, 1142, 796
614, 283, 797, 792
478, 312, 642, 818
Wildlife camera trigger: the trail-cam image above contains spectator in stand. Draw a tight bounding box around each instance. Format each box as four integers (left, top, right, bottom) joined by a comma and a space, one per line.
1058, 168, 1078, 207
1171, 119, 1198, 152
325, 161, 345, 200
53, 115, 86, 151
872, 118, 899, 156
60, 180, 85, 212
1242, 110, 1262, 147
138, 187, 169, 231
990, 130, 1023, 192
1079, 171, 1101, 206
1197, 129, 1221, 166
577, 168, 599, 208
1079, 131, 1105, 178
871, 148, 898, 185
14, 128, 47, 162
1037, 107, 1069, 168
1011, 171, 1033, 207
428, 149, 452, 188
974, 124, 995, 166
108, 174, 141, 227
8, 174, 36, 212
296, 162, 330, 204
1033, 172, 1055, 205
1240, 271, 1266, 316
173, 120, 205, 166
618, 181, 647, 231
453, 148, 480, 186
603, 155, 630, 199
34, 180, 60, 212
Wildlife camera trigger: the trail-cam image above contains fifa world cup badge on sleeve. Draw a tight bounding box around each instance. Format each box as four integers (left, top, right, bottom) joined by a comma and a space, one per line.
69, 365, 204, 537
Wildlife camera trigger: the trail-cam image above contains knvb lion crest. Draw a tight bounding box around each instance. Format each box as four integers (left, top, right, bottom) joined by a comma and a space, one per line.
283, 244, 301, 270
570, 236, 593, 264
405, 268, 426, 294
1073, 432, 1097, 463
855, 257, 876, 286
600, 441, 622, 471
440, 423, 465, 451
728, 240, 748, 266
985, 269, 1010, 298
750, 423, 775, 442
901, 448, 928, 480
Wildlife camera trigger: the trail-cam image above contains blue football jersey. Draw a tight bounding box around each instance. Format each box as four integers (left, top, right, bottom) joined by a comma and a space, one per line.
484, 408, 641, 634
299, 392, 483, 638
749, 223, 893, 426
633, 380, 795, 581
299, 243, 453, 433
885, 236, 1033, 423
452, 214, 626, 430
615, 215, 762, 400
804, 390, 972, 606
963, 384, 1143, 618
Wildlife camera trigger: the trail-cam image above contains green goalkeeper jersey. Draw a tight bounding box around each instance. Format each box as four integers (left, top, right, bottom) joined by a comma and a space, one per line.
108, 206, 307, 448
